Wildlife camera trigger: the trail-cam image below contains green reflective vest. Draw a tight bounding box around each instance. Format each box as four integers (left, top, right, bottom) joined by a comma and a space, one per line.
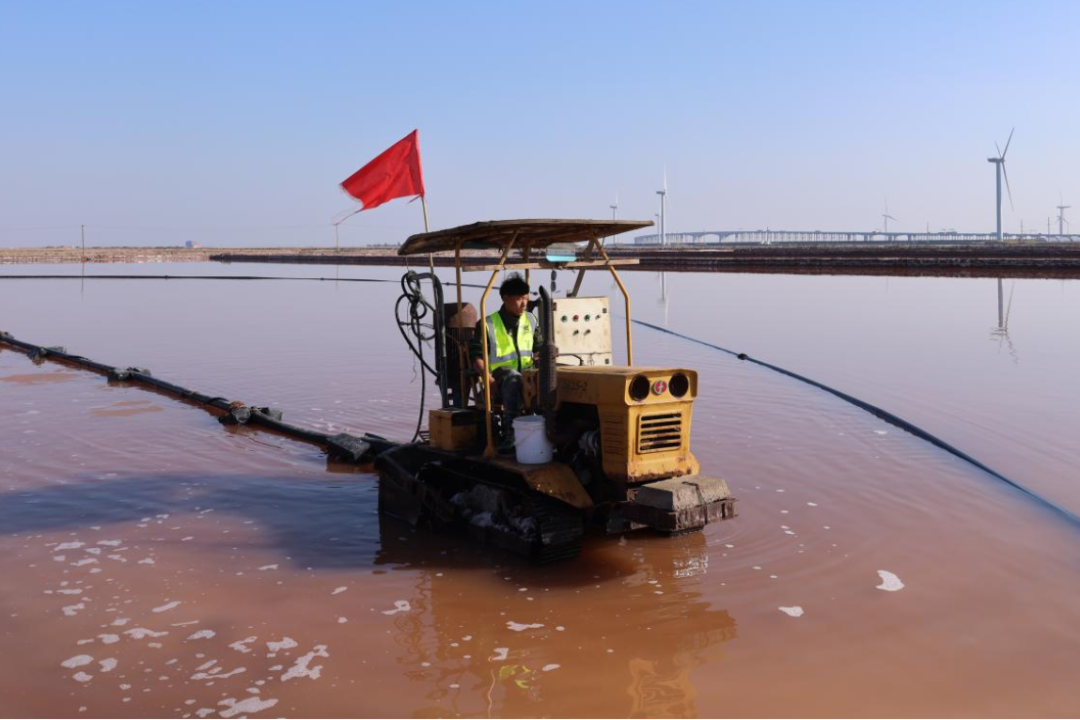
486, 311, 536, 372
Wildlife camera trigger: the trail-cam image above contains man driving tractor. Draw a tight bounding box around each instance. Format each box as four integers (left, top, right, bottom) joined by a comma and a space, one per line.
470, 273, 540, 448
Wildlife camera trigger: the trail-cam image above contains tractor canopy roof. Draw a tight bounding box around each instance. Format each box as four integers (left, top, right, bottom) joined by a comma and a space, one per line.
397, 219, 652, 256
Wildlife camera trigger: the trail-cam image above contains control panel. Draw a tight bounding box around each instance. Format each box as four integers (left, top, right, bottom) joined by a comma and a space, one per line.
551, 296, 612, 366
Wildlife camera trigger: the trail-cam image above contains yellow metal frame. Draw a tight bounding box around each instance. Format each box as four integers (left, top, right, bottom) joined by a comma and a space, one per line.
591, 235, 633, 365
478, 233, 518, 457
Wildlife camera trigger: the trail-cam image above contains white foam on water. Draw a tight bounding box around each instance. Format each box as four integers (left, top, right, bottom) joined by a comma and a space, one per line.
195, 659, 217, 671
171, 620, 199, 627
778, 606, 804, 617
874, 430, 888, 435
187, 630, 216, 640
110, 618, 129, 626
72, 672, 93, 683
99, 658, 117, 672
137, 558, 155, 565
52, 555, 66, 562
152, 600, 181, 613
265, 638, 297, 653
257, 564, 278, 571
97, 540, 122, 547
56, 542, 85, 551
218, 697, 278, 718
57, 588, 83, 595
84, 547, 101, 555
106, 554, 126, 562
125, 628, 168, 639
331, 586, 348, 595
230, 636, 258, 654
542, 664, 560, 671
72, 559, 98, 567
98, 634, 120, 645
337, 617, 347, 624
76, 638, 93, 646
876, 570, 905, 592
280, 645, 329, 682
506, 621, 544, 632
62, 603, 85, 617
62, 655, 94, 668
490, 647, 509, 661
382, 600, 411, 616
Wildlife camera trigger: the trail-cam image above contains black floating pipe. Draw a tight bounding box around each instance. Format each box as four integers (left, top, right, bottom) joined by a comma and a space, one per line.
631, 318, 1080, 532
0, 330, 395, 463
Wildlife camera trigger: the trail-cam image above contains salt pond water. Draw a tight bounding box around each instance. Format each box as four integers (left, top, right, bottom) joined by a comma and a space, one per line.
1, 263, 1078, 717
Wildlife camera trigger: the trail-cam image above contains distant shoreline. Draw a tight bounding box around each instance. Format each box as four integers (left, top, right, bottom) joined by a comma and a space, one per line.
3, 243, 1080, 279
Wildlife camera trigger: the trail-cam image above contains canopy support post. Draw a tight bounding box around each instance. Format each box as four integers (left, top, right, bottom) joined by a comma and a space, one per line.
479, 233, 518, 457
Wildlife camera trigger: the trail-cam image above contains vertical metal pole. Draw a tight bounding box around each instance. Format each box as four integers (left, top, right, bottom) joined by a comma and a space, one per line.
659, 193, 666, 247
80, 224, 85, 260
334, 223, 340, 252
996, 164, 1003, 242
594, 240, 633, 365
421, 195, 435, 274
480, 235, 517, 457
455, 242, 465, 408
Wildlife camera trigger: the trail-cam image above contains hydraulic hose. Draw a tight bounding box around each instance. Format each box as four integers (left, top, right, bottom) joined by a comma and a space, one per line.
394, 271, 448, 441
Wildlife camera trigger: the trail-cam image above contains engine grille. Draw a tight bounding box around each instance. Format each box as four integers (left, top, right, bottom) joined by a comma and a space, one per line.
637, 412, 683, 454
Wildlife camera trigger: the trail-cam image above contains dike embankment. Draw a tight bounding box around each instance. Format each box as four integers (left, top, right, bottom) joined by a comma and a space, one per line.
5, 243, 1080, 278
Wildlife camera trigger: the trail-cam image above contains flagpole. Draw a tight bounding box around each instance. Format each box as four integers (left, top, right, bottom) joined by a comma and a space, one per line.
421, 195, 435, 273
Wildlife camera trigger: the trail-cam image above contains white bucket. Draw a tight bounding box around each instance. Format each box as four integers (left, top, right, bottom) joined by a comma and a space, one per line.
513, 415, 553, 464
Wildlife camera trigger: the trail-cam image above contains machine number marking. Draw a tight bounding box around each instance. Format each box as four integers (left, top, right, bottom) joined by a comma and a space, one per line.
561, 379, 590, 394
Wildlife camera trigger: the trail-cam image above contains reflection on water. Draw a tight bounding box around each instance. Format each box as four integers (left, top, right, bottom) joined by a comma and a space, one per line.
991, 278, 1019, 364
377, 521, 735, 718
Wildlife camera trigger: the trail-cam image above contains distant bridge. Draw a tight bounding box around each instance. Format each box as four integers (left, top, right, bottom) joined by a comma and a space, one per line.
629, 229, 1080, 245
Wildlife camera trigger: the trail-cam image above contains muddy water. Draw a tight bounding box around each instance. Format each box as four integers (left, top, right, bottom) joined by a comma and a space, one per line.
1, 264, 1079, 718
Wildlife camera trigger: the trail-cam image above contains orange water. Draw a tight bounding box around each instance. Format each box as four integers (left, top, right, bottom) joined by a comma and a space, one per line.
1, 264, 1078, 718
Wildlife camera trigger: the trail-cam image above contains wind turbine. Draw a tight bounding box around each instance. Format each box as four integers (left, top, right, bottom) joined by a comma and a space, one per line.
656, 170, 667, 247
1057, 192, 1071, 236
987, 128, 1015, 241
603, 194, 619, 246
882, 199, 897, 234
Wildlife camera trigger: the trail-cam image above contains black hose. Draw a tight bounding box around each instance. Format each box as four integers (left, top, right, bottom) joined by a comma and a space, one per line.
632, 318, 1080, 531
394, 271, 448, 441
0, 331, 394, 460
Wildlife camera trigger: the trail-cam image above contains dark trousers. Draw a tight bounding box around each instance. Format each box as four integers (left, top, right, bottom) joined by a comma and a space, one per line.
493, 367, 523, 418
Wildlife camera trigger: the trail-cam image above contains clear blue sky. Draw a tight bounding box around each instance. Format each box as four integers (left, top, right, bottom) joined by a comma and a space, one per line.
2, 0, 1078, 247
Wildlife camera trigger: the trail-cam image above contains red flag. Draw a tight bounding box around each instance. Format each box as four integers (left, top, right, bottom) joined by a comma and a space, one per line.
340, 130, 425, 210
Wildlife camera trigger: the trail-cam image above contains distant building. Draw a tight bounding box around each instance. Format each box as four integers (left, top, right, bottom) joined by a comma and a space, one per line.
185, 241, 202, 249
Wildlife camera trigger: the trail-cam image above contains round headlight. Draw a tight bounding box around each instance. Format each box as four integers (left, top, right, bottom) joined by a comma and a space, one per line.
669, 373, 690, 398
629, 375, 651, 401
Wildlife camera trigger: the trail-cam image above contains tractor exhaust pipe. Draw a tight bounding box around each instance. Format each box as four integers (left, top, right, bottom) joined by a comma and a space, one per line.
537, 286, 558, 436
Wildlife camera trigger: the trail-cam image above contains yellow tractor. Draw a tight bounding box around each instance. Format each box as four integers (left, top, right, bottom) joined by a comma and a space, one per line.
377, 219, 736, 562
